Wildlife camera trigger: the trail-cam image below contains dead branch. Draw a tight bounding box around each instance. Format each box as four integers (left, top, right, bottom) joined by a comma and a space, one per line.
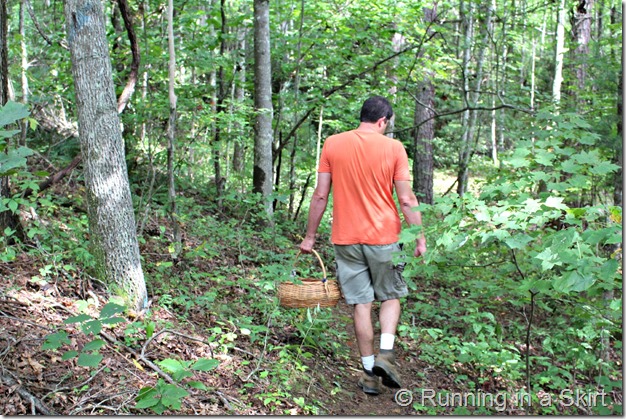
141, 328, 215, 359
23, 0, 67, 50
0, 372, 57, 415
115, 0, 141, 114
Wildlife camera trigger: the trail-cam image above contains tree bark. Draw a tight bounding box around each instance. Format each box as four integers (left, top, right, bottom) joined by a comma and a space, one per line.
413, 79, 435, 205
571, 0, 593, 108
412, 5, 437, 205
0, 0, 23, 242
64, 0, 147, 312
253, 0, 274, 219
166, 0, 181, 257
552, 0, 566, 106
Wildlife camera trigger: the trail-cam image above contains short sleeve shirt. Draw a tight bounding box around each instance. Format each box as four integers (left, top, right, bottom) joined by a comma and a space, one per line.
318, 129, 411, 245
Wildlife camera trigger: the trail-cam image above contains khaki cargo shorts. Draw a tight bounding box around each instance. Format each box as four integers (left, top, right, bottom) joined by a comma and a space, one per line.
333, 243, 408, 305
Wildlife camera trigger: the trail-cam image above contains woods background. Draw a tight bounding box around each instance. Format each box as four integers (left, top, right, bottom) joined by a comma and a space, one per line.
0, 0, 622, 415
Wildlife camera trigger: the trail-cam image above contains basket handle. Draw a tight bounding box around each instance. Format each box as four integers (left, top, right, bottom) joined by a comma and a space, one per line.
294, 249, 328, 283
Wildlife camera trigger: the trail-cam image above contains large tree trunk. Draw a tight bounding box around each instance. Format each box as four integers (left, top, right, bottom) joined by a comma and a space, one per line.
412, 6, 437, 205
413, 79, 435, 205
64, 0, 147, 312
0, 0, 23, 242
252, 0, 274, 219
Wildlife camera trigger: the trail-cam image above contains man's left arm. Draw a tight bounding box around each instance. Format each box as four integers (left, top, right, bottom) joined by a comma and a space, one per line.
394, 180, 426, 257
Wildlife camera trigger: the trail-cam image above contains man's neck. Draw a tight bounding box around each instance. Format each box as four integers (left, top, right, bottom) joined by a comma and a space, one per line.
356, 122, 385, 134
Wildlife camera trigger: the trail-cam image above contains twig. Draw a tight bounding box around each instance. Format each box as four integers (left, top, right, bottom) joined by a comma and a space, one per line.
42, 364, 108, 401
141, 328, 214, 359
243, 312, 273, 382
510, 249, 537, 415
0, 372, 56, 415
0, 311, 55, 332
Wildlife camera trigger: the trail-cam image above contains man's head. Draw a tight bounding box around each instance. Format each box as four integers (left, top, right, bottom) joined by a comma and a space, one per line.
360, 96, 394, 124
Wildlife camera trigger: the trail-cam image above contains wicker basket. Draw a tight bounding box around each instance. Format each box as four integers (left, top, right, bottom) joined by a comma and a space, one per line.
278, 249, 342, 308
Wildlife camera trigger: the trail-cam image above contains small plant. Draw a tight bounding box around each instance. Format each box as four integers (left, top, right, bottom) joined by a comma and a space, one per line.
42, 302, 126, 368
134, 357, 219, 414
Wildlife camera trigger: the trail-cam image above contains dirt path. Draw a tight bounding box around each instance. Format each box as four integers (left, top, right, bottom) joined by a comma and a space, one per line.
320, 301, 435, 415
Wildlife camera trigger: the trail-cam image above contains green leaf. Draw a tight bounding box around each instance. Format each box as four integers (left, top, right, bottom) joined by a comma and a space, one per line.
82, 319, 102, 335
560, 159, 582, 174
589, 161, 620, 176
62, 350, 79, 360
42, 331, 71, 350
543, 196, 568, 210
83, 339, 106, 352
553, 270, 595, 293
100, 316, 125, 325
190, 358, 219, 372
535, 248, 562, 270
187, 381, 208, 390
77, 352, 103, 367
64, 314, 92, 324
157, 358, 186, 374
504, 234, 534, 250
160, 384, 188, 409
157, 358, 193, 381
522, 198, 542, 214
535, 149, 555, 166
135, 387, 160, 409
100, 302, 126, 319
0, 146, 33, 175
0, 101, 30, 127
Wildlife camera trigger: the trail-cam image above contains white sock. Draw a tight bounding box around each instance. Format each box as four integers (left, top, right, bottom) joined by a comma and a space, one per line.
380, 333, 395, 351
361, 355, 375, 372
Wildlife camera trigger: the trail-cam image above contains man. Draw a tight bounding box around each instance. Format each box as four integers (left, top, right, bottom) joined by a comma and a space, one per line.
299, 95, 426, 395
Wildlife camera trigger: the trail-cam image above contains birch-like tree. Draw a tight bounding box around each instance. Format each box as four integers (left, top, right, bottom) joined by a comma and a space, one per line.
252, 0, 274, 219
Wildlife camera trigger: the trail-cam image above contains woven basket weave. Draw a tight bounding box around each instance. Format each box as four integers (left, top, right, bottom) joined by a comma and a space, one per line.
278, 249, 342, 308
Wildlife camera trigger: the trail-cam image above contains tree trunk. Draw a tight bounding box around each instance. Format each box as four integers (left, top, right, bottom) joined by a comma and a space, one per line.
456, 1, 493, 196
412, 6, 437, 205
166, 0, 181, 257
552, 0, 566, 106
231, 23, 247, 176
0, 0, 23, 242
413, 79, 435, 205
252, 0, 274, 219
572, 0, 593, 106
19, 0, 28, 145
64, 0, 147, 312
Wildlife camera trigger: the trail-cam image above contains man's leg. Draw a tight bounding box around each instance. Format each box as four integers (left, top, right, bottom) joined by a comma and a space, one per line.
353, 302, 382, 395
379, 298, 401, 336
373, 300, 403, 388
353, 302, 374, 357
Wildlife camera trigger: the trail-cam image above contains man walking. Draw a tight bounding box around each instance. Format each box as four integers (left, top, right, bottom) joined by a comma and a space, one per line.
299, 95, 426, 395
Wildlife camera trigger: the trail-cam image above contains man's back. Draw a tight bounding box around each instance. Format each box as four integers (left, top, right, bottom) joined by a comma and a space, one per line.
319, 129, 411, 245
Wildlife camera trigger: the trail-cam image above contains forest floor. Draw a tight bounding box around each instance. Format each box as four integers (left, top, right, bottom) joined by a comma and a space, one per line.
0, 257, 451, 416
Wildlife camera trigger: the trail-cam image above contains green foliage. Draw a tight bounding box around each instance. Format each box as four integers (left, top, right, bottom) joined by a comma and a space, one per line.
42, 302, 125, 368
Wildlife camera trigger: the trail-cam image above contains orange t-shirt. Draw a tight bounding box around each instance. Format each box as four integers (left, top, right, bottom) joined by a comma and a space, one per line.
318, 129, 411, 245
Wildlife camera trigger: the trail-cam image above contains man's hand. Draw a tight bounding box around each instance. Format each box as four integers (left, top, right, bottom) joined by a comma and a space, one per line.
414, 238, 426, 258
299, 236, 316, 254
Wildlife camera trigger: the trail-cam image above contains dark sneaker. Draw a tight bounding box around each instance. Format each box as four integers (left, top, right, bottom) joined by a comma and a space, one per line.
357, 371, 382, 395
372, 351, 402, 388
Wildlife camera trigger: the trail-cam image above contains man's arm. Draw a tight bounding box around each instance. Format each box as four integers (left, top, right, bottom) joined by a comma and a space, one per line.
300, 172, 332, 253
394, 180, 426, 257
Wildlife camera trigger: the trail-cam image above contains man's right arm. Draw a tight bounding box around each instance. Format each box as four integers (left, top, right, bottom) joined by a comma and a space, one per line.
300, 172, 332, 253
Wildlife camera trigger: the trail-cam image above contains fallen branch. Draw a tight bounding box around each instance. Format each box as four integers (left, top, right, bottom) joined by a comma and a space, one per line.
141, 328, 215, 359
0, 372, 56, 415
